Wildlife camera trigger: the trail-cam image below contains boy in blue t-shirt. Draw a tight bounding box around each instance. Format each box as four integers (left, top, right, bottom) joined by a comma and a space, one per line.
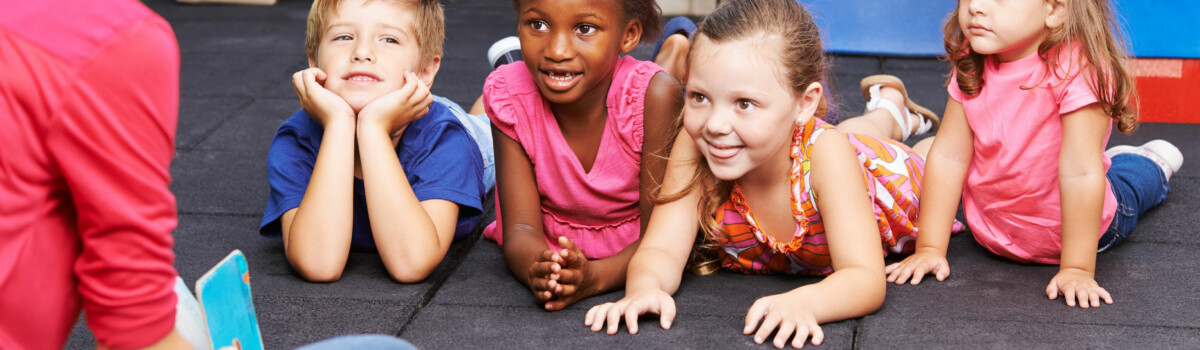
260, 0, 491, 283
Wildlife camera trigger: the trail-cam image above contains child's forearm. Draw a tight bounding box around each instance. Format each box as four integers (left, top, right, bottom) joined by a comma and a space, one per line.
625, 245, 687, 295
1058, 170, 1106, 274
284, 118, 357, 282
915, 150, 969, 253
356, 123, 451, 283
623, 197, 698, 296
502, 226, 552, 287
1057, 104, 1112, 274
625, 125, 703, 296
789, 265, 886, 323
573, 238, 642, 298
914, 100, 972, 254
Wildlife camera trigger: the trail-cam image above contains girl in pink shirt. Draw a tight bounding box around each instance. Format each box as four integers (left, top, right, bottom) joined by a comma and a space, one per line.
480, 0, 684, 311
887, 0, 1182, 309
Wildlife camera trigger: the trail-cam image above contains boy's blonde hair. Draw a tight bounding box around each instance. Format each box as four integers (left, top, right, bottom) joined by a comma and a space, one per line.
305, 0, 445, 68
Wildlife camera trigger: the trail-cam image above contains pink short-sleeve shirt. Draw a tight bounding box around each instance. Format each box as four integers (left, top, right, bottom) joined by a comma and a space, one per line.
949, 51, 1117, 264
482, 56, 664, 259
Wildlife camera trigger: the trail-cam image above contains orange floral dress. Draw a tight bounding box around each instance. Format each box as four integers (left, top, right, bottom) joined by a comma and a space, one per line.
713, 118, 962, 276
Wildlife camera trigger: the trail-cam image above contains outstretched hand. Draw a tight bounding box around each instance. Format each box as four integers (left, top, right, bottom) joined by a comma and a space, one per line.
584, 288, 677, 335
1046, 268, 1112, 308
884, 247, 950, 285
744, 293, 825, 349
292, 67, 354, 126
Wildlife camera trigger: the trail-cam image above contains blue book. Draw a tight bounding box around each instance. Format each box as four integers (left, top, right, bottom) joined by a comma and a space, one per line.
195, 250, 264, 350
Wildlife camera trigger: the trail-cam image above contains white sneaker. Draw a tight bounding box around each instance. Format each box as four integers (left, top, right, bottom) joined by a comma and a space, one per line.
487, 36, 522, 69
1106, 139, 1183, 179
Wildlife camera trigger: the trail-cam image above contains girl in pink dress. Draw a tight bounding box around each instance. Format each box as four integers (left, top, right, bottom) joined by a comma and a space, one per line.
480, 0, 684, 311
886, 0, 1181, 309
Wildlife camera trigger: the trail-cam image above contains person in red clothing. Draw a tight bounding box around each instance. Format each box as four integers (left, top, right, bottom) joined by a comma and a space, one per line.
0, 1, 190, 349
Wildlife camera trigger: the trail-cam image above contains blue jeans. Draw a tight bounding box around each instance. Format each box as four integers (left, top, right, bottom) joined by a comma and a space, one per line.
1097, 153, 1171, 252
435, 95, 495, 191
295, 335, 417, 350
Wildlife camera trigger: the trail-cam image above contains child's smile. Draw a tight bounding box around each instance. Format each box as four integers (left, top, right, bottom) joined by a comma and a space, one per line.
539, 66, 583, 92
684, 36, 807, 183
342, 71, 383, 86
516, 0, 634, 107
310, 0, 423, 112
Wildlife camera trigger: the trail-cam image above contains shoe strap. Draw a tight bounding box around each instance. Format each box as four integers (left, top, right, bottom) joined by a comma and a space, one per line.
865, 84, 912, 141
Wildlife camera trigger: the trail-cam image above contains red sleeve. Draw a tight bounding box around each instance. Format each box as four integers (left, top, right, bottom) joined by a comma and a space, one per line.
46, 18, 182, 349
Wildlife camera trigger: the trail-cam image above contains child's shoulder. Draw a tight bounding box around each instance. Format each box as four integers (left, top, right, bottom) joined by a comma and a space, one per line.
270, 110, 321, 146
612, 55, 666, 89
279, 109, 319, 133
401, 97, 473, 145
484, 62, 539, 96
609, 56, 673, 108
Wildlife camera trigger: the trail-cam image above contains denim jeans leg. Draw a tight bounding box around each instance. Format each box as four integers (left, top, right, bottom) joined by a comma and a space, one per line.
435, 95, 496, 190
1098, 153, 1171, 251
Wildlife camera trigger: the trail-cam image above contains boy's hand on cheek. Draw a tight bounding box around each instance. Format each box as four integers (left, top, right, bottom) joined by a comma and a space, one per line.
358, 72, 433, 137
292, 68, 354, 126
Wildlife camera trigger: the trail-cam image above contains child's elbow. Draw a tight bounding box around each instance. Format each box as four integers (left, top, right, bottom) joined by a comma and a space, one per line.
384, 259, 437, 283
295, 264, 345, 283
288, 255, 346, 283
849, 265, 887, 312
864, 273, 887, 311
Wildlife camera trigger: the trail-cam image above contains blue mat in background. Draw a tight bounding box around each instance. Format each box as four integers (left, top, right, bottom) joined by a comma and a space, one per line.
1112, 0, 1200, 58
799, 0, 1200, 58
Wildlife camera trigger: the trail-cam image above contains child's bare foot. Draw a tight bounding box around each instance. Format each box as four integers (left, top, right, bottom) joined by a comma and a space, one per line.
652, 17, 697, 79
654, 34, 689, 78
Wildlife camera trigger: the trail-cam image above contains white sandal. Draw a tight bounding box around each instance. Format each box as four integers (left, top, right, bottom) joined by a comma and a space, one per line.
860, 75, 939, 141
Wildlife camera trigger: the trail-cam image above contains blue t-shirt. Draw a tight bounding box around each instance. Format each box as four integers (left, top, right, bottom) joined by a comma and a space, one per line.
259, 99, 486, 250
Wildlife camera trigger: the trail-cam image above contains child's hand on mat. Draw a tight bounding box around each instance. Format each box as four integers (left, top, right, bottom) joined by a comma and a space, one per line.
292, 67, 354, 126
527, 248, 564, 305
585, 288, 676, 335
744, 293, 824, 349
885, 247, 950, 285
1046, 268, 1113, 308
543, 237, 592, 311
358, 71, 432, 138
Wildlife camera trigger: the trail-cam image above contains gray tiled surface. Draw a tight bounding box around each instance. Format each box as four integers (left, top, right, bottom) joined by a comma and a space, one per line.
66, 0, 1199, 348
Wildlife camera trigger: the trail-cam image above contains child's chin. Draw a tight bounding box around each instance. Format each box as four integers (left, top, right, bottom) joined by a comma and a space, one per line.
344, 98, 369, 114
707, 165, 744, 182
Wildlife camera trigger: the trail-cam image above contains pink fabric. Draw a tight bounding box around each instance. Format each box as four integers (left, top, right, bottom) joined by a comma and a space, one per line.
482, 56, 663, 259
0, 1, 180, 349
948, 51, 1116, 264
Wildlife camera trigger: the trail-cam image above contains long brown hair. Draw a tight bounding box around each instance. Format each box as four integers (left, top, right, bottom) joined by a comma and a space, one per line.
945, 0, 1138, 133
657, 0, 829, 275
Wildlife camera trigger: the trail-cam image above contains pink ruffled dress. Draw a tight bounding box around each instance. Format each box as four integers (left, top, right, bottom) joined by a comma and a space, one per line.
481, 56, 664, 259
